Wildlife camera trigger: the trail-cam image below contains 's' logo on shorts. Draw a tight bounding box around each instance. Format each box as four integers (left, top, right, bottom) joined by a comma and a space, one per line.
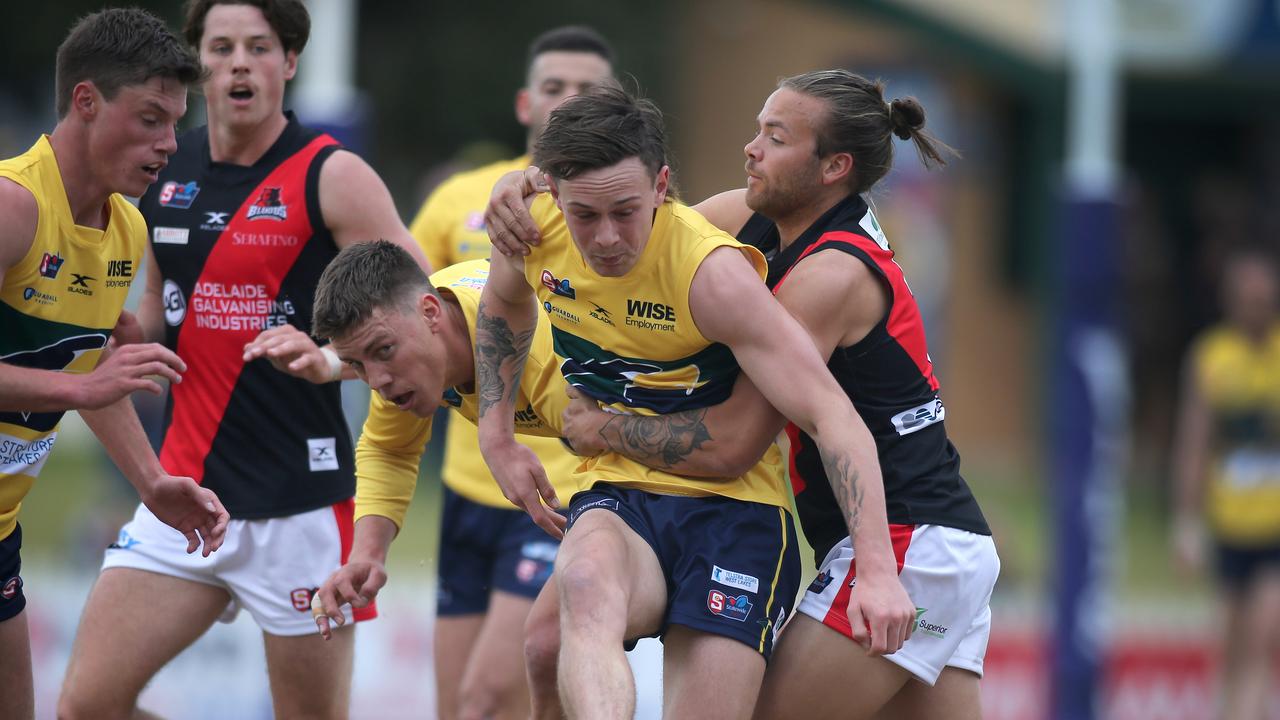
291, 587, 316, 612
707, 589, 752, 622
1, 576, 20, 600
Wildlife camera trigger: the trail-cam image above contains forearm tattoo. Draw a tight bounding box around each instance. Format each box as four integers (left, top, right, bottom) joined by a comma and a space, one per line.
822, 450, 863, 540
599, 408, 713, 470
475, 300, 534, 419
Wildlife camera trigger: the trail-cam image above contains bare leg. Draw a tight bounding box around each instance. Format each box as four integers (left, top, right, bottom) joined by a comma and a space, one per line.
457, 592, 535, 720
1221, 569, 1280, 720
261, 624, 355, 719
555, 511, 666, 719
435, 614, 484, 720
0, 610, 33, 720
873, 667, 983, 720
663, 626, 765, 720
58, 568, 230, 720
524, 580, 565, 720
753, 614, 910, 720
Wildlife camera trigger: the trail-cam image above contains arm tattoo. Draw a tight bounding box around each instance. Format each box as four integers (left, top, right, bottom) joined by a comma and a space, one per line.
598, 408, 713, 470
475, 300, 534, 419
821, 451, 863, 541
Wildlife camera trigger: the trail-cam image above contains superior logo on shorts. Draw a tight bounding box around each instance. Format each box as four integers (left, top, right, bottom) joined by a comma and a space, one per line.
707, 589, 753, 622
914, 607, 949, 638
711, 565, 759, 593
2, 576, 20, 600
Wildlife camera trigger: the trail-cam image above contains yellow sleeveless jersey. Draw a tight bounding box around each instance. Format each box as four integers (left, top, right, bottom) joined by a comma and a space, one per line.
354, 260, 583, 526
1195, 324, 1280, 544
523, 195, 788, 510
0, 136, 146, 540
408, 156, 580, 507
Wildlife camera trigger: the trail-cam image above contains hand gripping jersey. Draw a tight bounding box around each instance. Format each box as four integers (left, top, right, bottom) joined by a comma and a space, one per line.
354, 259, 582, 527
0, 137, 147, 540
738, 195, 989, 561
408, 157, 581, 508
139, 113, 353, 518
1192, 323, 1280, 545
523, 195, 789, 510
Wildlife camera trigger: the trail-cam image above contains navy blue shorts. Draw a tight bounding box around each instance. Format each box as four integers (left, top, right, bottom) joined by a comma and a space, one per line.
567, 483, 801, 659
0, 524, 25, 623
1215, 540, 1280, 589
437, 487, 560, 616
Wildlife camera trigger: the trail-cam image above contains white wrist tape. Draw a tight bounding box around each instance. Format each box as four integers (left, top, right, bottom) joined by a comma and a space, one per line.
321, 344, 343, 382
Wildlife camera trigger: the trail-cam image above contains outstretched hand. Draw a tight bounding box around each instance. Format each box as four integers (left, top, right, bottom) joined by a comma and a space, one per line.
79, 343, 186, 409
482, 439, 566, 539
139, 474, 229, 557
313, 560, 386, 640
243, 325, 339, 384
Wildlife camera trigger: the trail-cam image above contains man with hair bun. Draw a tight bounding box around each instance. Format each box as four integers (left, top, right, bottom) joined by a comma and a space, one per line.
58, 1, 429, 717
0, 9, 227, 718
494, 69, 998, 718
478, 82, 915, 719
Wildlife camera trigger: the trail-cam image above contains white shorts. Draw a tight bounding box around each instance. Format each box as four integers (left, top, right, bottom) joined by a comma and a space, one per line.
102, 499, 377, 636
796, 524, 999, 685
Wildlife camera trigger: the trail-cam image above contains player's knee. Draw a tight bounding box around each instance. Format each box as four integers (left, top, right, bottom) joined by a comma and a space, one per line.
556, 556, 623, 621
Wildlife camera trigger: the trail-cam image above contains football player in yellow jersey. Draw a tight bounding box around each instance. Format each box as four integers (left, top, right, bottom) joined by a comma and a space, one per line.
476, 85, 914, 719
1173, 248, 1280, 720
402, 26, 612, 720
0, 9, 230, 718
302, 243, 747, 679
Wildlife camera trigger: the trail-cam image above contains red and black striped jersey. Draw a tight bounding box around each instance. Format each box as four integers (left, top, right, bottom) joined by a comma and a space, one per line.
139, 113, 353, 518
738, 195, 989, 562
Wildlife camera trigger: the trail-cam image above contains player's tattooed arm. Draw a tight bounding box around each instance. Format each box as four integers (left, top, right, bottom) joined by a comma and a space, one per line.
595, 407, 713, 469
561, 373, 782, 477
822, 450, 864, 540
475, 299, 535, 419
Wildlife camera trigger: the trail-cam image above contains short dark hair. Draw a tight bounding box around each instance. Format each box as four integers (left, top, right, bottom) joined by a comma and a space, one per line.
183, 0, 311, 55
527, 25, 614, 73
313, 241, 436, 341
533, 84, 666, 182
55, 8, 202, 119
780, 69, 956, 194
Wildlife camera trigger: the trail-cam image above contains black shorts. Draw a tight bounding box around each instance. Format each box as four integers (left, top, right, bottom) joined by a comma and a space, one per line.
567, 483, 801, 659
0, 524, 25, 623
436, 487, 560, 616
1214, 540, 1280, 589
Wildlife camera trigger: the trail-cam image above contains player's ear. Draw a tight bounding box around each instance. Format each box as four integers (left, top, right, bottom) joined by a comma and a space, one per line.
515, 88, 532, 127
654, 166, 670, 204
283, 50, 299, 82
547, 177, 562, 208
70, 81, 99, 120
420, 292, 443, 330
822, 152, 854, 187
